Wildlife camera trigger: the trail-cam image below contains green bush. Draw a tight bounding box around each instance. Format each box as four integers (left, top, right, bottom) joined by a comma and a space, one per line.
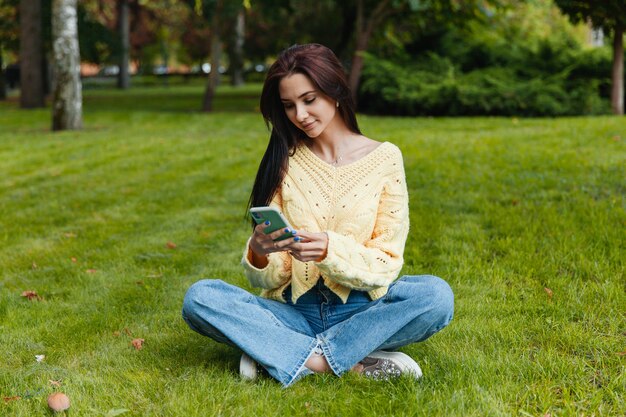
360, 0, 615, 118
358, 49, 611, 116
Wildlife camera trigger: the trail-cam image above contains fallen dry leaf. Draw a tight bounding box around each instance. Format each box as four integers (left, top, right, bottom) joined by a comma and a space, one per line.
113, 331, 121, 337
131, 338, 145, 350
86, 269, 97, 274
124, 328, 132, 336
47, 392, 70, 412
3, 396, 20, 403
166, 241, 177, 249
63, 232, 77, 238
544, 287, 553, 299
49, 380, 62, 387
21, 290, 41, 301
617, 351, 626, 357
71, 257, 77, 263
32, 262, 38, 270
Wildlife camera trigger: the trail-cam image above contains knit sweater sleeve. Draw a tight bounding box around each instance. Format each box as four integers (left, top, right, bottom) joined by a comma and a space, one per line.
240, 192, 292, 290
315, 156, 409, 290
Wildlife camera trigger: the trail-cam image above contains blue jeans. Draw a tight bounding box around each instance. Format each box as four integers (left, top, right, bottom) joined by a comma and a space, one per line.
182, 275, 453, 387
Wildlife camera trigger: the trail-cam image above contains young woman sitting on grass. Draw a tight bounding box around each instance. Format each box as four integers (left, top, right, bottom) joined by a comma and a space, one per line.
182, 43, 454, 387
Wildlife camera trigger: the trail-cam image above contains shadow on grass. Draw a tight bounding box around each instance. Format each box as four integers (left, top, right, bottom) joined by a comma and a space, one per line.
156, 331, 243, 376
0, 81, 262, 115
82, 80, 263, 114
84, 91, 261, 114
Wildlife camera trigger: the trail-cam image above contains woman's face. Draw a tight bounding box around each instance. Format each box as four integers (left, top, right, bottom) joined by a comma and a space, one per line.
278, 73, 339, 138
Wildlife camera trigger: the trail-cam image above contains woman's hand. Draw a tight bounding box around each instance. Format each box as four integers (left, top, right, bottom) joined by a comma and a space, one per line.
249, 223, 328, 264
249, 222, 296, 258
277, 229, 328, 263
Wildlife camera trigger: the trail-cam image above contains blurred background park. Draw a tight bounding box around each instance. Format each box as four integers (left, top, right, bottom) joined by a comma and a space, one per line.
0, 0, 625, 119
1, 1, 625, 417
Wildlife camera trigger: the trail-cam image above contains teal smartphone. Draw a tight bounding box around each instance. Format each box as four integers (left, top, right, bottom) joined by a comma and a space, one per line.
249, 206, 294, 241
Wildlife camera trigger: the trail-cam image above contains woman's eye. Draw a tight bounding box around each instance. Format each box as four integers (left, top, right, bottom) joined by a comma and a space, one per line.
283, 103, 294, 109
304, 98, 316, 105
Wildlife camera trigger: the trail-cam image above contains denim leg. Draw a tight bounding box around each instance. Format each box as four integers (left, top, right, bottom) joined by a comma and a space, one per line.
317, 275, 454, 375
375, 275, 454, 350
181, 279, 320, 387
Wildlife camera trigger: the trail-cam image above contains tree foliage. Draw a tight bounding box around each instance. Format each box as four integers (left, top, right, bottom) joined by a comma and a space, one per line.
79, 0, 190, 70
553, 0, 626, 34
358, 0, 612, 116
77, 4, 120, 64
0, 0, 19, 52
554, 0, 625, 115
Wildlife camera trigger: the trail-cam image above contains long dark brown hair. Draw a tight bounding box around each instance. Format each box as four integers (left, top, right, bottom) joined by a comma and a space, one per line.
247, 44, 361, 222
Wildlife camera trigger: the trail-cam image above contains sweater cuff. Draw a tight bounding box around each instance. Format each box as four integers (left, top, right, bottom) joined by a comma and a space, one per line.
241, 238, 290, 289
241, 238, 269, 272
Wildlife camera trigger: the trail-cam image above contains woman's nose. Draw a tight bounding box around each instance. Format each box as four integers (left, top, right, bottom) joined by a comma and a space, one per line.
296, 105, 308, 121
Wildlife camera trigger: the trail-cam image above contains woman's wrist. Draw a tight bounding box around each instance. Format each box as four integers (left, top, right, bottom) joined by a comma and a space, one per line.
314, 232, 329, 262
249, 246, 269, 269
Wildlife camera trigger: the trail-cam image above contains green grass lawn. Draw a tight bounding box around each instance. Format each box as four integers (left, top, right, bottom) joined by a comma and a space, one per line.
0, 83, 624, 416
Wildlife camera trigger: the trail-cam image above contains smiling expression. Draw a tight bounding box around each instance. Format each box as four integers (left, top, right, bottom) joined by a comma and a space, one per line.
278, 73, 339, 138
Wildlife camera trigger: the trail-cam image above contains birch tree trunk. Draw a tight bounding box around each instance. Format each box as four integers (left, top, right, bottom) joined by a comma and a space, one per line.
19, 0, 45, 108
611, 25, 624, 115
117, 0, 130, 89
52, 0, 82, 131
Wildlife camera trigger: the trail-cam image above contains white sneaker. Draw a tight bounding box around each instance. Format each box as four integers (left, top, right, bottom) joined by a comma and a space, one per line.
239, 352, 258, 380
360, 350, 423, 380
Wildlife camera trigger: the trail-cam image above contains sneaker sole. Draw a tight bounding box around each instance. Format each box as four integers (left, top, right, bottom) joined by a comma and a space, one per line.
368, 350, 423, 379
239, 353, 258, 380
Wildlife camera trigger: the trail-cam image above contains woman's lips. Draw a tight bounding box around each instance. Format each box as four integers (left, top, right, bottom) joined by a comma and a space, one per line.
302, 121, 316, 131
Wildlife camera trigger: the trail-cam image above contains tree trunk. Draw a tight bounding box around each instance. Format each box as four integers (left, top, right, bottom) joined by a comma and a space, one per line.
347, 0, 392, 106
51, 0, 82, 131
0, 45, 6, 100
202, 1, 223, 112
230, 8, 245, 87
348, 0, 365, 105
611, 25, 624, 115
159, 28, 169, 87
19, 0, 45, 108
348, 35, 368, 106
117, 0, 130, 89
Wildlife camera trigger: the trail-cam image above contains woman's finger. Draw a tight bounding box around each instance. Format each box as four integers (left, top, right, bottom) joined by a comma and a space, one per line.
253, 222, 272, 237
273, 235, 302, 250
253, 225, 281, 245
267, 227, 296, 241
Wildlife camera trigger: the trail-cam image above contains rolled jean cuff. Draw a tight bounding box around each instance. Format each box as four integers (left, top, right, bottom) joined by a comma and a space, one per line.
317, 339, 345, 376
282, 339, 319, 388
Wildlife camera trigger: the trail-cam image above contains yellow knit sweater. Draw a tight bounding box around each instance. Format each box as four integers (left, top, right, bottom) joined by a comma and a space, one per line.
241, 141, 410, 304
